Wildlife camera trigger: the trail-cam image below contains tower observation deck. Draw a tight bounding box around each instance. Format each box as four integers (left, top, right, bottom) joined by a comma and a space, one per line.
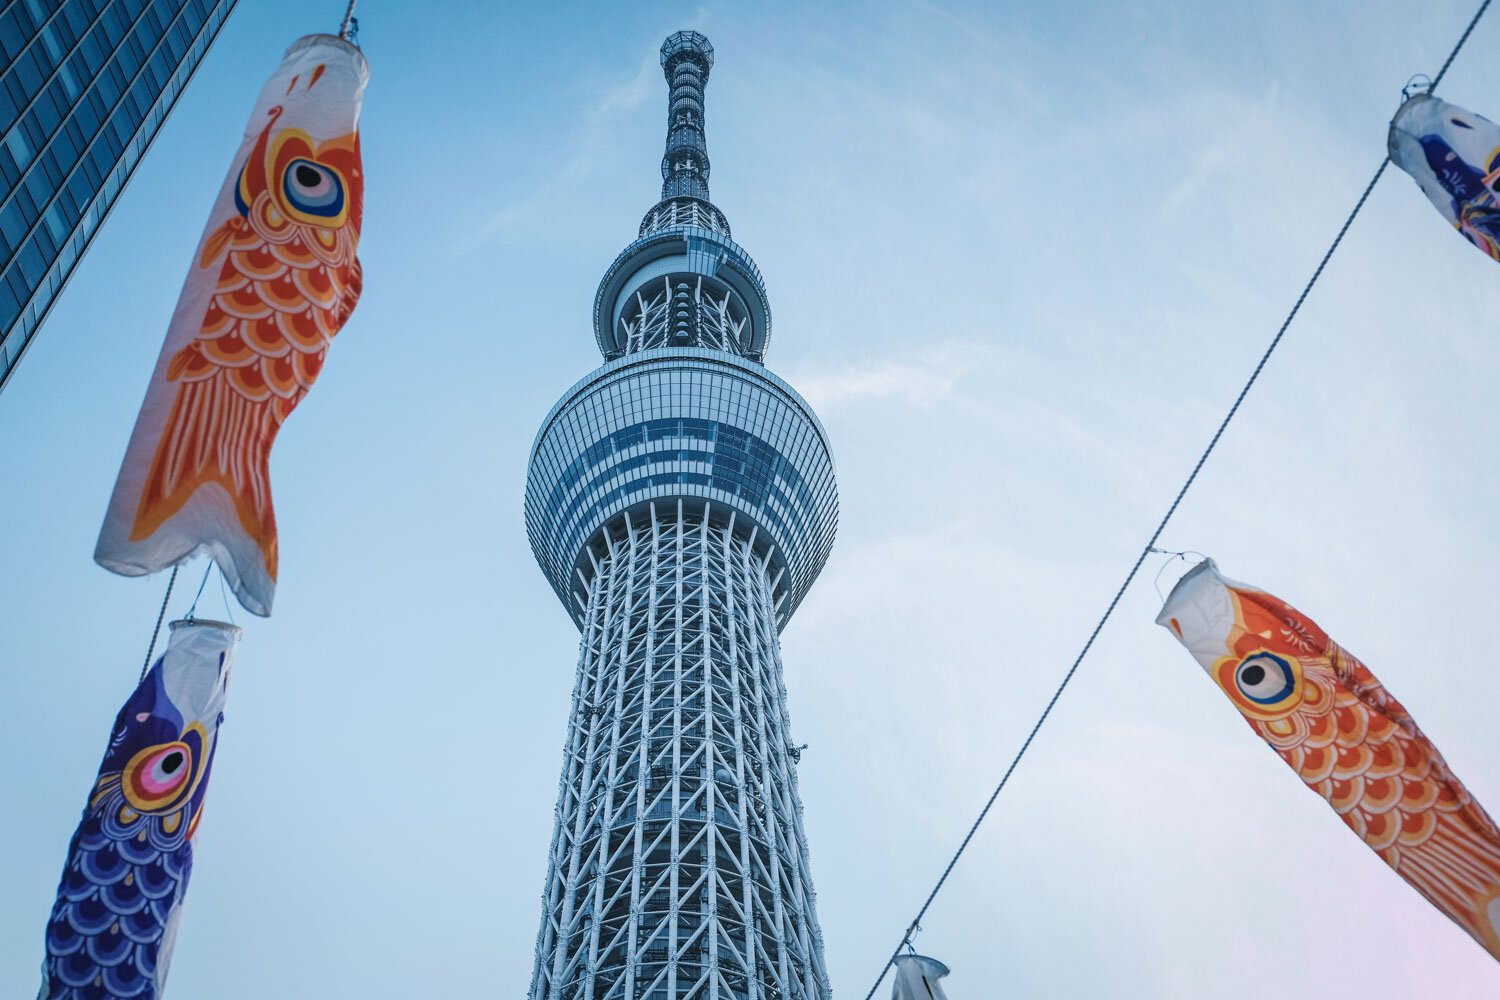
524, 30, 837, 1000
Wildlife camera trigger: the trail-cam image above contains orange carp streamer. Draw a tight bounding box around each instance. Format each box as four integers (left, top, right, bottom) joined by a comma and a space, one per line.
1158, 559, 1500, 963
96, 35, 368, 616
131, 114, 363, 568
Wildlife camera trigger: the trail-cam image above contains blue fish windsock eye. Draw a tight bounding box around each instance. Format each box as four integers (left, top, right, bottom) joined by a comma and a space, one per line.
282, 158, 344, 218
1234, 652, 1296, 704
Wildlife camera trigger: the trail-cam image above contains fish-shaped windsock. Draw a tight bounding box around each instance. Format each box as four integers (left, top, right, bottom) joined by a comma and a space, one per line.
1389, 92, 1500, 262
95, 34, 368, 616
1157, 559, 1500, 962
891, 954, 951, 1000
41, 619, 239, 998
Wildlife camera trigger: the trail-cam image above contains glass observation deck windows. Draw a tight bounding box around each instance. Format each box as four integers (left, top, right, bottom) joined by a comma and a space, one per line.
593, 226, 772, 361
525, 348, 838, 630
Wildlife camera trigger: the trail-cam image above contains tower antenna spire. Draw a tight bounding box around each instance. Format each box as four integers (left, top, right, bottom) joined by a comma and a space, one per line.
338, 0, 358, 42
658, 31, 715, 202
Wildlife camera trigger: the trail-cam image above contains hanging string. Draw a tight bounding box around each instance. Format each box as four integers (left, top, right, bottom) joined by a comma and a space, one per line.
185, 560, 214, 620
138, 565, 180, 683
858, 3, 1491, 996
1149, 547, 1206, 601
339, 0, 358, 41
217, 566, 237, 626
1401, 74, 1433, 100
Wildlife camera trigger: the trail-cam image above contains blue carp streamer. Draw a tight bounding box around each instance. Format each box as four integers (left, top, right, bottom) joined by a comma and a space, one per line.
41, 619, 238, 999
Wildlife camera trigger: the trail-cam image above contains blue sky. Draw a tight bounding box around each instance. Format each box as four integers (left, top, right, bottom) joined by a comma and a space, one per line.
3, 0, 1500, 996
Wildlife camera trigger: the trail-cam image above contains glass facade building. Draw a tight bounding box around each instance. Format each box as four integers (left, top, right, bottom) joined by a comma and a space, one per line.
0, 0, 239, 392
525, 32, 838, 999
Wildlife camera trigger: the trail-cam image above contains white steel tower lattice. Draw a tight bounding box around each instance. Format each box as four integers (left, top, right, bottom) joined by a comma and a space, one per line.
524, 31, 839, 1000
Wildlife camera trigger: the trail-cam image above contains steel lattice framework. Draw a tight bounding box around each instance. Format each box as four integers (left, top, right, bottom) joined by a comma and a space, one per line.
526, 30, 837, 999
617, 274, 750, 355
530, 504, 828, 999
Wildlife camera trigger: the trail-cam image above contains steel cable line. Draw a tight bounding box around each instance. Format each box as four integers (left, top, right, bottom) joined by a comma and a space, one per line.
860, 2, 1492, 996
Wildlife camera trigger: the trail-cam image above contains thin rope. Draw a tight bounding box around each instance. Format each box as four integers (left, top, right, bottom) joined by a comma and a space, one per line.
217, 567, 237, 626
138, 566, 179, 683
1150, 547, 1203, 602
859, 4, 1490, 996
186, 561, 213, 619
339, 0, 358, 40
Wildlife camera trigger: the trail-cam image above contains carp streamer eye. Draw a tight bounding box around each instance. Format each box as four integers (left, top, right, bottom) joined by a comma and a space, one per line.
1234, 652, 1297, 705
282, 158, 345, 218
122, 740, 196, 813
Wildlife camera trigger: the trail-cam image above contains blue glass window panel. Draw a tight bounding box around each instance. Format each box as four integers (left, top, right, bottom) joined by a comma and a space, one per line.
0, 17, 28, 62
17, 240, 45, 285
0, 281, 19, 330
42, 204, 68, 246
4, 128, 33, 172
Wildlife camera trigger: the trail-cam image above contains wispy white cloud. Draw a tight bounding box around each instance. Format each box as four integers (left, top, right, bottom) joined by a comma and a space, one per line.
1158, 85, 1284, 220
459, 47, 665, 254
596, 51, 659, 117
787, 341, 990, 410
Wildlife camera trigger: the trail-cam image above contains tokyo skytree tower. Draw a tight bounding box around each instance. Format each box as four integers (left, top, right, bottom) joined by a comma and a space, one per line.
524, 30, 839, 1000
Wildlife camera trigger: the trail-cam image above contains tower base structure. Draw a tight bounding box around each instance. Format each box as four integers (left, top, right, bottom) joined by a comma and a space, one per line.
529, 504, 830, 999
